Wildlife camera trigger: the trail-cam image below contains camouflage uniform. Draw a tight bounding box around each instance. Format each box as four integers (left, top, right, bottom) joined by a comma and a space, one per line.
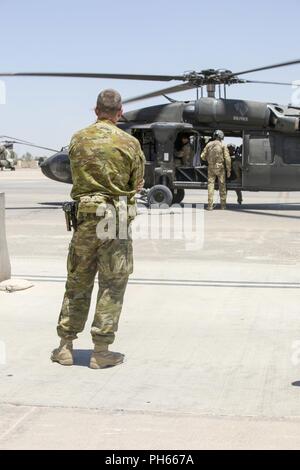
57, 118, 145, 346
201, 140, 231, 208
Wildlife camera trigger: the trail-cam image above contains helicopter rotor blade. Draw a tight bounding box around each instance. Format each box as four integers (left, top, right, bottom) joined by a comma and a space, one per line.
0, 135, 40, 144
244, 79, 300, 86
0, 72, 185, 82
2, 140, 59, 152
123, 82, 197, 104
232, 59, 300, 77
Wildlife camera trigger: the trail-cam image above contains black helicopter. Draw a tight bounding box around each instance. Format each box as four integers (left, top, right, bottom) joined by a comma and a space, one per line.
2, 59, 300, 205
0, 136, 58, 171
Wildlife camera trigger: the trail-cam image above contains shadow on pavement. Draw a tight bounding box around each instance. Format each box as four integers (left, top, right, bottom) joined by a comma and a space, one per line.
227, 203, 300, 211
73, 349, 92, 367
39, 202, 64, 206
6, 206, 60, 210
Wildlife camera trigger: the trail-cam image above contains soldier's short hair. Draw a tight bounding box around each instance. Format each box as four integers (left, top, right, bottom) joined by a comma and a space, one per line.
96, 89, 122, 116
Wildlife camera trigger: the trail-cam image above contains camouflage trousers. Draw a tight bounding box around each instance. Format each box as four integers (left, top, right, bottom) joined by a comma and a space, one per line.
207, 165, 227, 207
57, 213, 133, 346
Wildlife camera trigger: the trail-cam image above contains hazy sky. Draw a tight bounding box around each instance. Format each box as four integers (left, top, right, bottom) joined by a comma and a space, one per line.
1, 0, 300, 156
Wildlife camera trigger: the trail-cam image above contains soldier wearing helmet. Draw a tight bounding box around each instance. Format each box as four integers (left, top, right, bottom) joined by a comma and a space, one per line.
201, 130, 231, 210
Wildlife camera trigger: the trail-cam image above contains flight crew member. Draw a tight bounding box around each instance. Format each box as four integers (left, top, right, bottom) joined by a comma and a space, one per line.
201, 130, 231, 210
232, 145, 243, 204
174, 133, 194, 166
51, 89, 145, 369
228, 144, 243, 205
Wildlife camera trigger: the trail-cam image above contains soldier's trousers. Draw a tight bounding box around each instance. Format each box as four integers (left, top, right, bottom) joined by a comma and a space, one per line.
57, 213, 133, 346
207, 165, 227, 207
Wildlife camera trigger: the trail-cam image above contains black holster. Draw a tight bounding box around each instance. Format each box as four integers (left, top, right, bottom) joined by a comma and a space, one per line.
62, 201, 78, 231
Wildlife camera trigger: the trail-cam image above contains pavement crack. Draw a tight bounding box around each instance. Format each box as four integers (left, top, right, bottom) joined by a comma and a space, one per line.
0, 406, 37, 441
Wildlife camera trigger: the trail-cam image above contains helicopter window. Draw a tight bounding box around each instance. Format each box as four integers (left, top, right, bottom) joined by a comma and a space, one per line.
283, 137, 300, 165
248, 135, 274, 165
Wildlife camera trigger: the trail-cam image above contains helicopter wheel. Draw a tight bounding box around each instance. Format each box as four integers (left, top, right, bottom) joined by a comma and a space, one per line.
11, 167, 16, 171
172, 189, 185, 204
147, 185, 173, 206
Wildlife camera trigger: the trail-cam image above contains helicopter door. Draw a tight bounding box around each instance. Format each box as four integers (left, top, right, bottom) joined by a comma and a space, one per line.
243, 131, 300, 190
242, 132, 275, 189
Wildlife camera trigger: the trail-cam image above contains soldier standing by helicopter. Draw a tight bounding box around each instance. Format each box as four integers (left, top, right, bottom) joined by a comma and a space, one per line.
201, 130, 231, 210
51, 89, 145, 369
232, 145, 243, 205
228, 144, 243, 205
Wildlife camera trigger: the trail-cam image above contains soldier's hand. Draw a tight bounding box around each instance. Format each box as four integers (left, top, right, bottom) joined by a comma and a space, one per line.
137, 179, 144, 192
227, 172, 231, 179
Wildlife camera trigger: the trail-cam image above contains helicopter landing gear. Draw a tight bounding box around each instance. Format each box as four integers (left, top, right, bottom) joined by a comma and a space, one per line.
10, 167, 16, 171
172, 189, 185, 204
147, 185, 173, 206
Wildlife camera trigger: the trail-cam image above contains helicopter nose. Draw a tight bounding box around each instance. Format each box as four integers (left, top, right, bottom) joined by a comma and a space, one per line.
41, 151, 72, 184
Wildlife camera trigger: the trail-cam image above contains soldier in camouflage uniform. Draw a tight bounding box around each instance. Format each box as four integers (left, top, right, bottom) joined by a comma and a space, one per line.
174, 133, 194, 166
201, 130, 231, 210
51, 89, 145, 369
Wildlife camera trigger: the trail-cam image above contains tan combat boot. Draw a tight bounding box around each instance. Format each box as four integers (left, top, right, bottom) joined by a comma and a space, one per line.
89, 344, 124, 369
51, 339, 73, 366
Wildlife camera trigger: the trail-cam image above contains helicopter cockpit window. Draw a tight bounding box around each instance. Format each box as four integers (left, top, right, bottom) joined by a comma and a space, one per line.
283, 137, 300, 165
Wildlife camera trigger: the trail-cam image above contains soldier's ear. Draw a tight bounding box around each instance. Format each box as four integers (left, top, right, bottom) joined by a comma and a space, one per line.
117, 107, 123, 119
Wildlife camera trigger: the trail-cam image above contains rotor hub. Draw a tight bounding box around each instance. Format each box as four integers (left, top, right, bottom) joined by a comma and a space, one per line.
183, 69, 246, 86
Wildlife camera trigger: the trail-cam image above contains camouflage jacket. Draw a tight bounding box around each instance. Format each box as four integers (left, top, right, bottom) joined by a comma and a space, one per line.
201, 140, 231, 172
69, 119, 145, 212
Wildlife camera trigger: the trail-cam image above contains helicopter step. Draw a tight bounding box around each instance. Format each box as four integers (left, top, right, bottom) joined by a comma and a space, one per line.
173, 181, 242, 191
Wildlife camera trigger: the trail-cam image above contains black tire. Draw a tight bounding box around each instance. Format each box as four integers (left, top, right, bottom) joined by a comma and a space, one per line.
147, 185, 173, 206
172, 189, 185, 204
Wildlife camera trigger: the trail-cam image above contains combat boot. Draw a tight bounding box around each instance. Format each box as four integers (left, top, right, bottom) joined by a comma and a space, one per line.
206, 204, 214, 211
51, 339, 73, 366
89, 344, 124, 369
220, 203, 227, 210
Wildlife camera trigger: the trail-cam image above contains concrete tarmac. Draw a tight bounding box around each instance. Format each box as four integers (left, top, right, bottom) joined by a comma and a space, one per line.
1, 168, 300, 449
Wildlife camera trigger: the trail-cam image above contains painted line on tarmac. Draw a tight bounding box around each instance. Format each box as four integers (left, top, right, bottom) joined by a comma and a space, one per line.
13, 274, 300, 289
